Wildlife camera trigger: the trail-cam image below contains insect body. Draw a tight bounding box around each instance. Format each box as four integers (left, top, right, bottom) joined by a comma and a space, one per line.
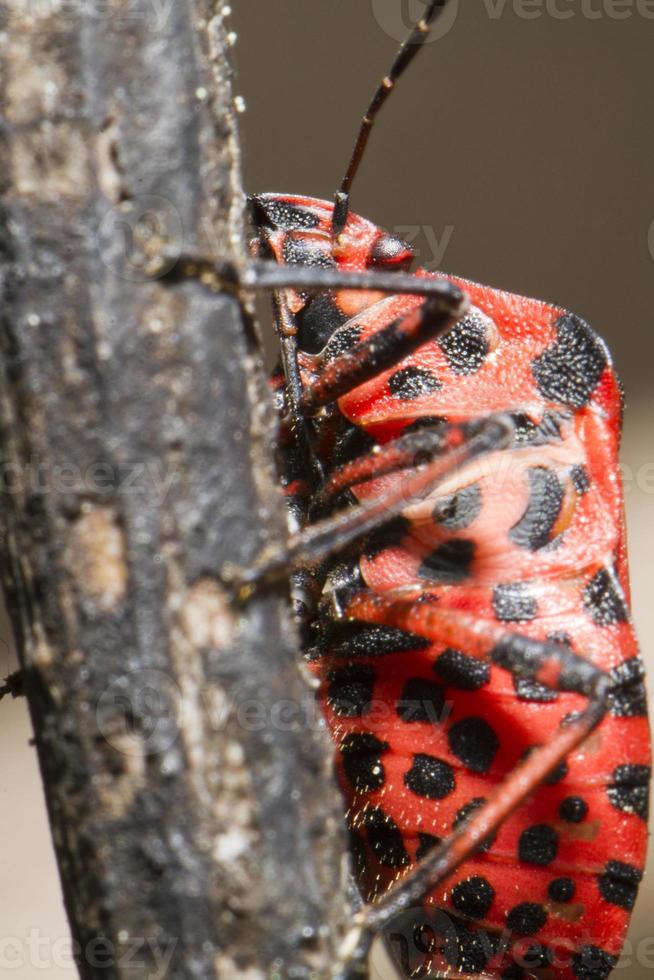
245, 2, 650, 977
252, 192, 649, 979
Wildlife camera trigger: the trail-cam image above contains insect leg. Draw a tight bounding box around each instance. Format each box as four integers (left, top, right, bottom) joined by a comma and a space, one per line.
333, 685, 608, 978
329, 598, 613, 975
274, 289, 325, 492
315, 420, 459, 507
346, 593, 608, 702
225, 414, 514, 594
285, 419, 470, 636
276, 282, 466, 494
155, 253, 468, 303
335, 596, 612, 931
298, 292, 467, 416
364, 689, 608, 932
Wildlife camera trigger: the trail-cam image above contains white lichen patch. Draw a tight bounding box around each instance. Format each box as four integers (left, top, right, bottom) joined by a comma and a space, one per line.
214, 827, 249, 863
95, 116, 125, 205
11, 122, 91, 202
94, 734, 146, 818
5, 35, 67, 124
66, 506, 127, 610
29, 622, 53, 668
214, 955, 266, 980
179, 578, 235, 649
145, 305, 175, 336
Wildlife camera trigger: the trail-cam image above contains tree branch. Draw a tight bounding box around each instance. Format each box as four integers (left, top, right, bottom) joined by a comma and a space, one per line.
0, 2, 353, 977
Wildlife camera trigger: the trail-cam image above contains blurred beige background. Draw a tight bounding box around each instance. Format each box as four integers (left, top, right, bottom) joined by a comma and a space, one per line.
0, 1, 652, 977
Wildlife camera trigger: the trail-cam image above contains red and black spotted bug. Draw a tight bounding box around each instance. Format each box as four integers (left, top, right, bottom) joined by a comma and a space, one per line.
240, 2, 651, 978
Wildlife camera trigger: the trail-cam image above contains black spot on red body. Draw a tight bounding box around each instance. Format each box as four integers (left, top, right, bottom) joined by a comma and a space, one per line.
282, 233, 335, 270
324, 619, 430, 659
509, 466, 565, 551
330, 422, 377, 469
501, 967, 526, 980
559, 796, 589, 823
492, 583, 538, 622
583, 567, 628, 626
532, 312, 608, 408
509, 411, 565, 446
506, 902, 547, 936
439, 311, 490, 375
340, 733, 388, 792
388, 365, 442, 399
416, 832, 442, 859
419, 538, 476, 583
297, 292, 351, 354
397, 677, 446, 723
606, 764, 650, 820
597, 860, 642, 911
518, 824, 559, 866
362, 807, 409, 868
435, 648, 490, 690
405, 753, 456, 799
364, 515, 411, 558
402, 414, 449, 434
432, 484, 482, 530
451, 876, 495, 920
608, 657, 648, 717
448, 716, 499, 773
546, 759, 569, 784
328, 664, 376, 717
510, 412, 539, 444
522, 746, 568, 784
249, 196, 320, 231
348, 829, 367, 879
572, 946, 617, 980
453, 798, 497, 852
447, 919, 495, 974
571, 463, 591, 495
549, 877, 576, 902
522, 945, 554, 970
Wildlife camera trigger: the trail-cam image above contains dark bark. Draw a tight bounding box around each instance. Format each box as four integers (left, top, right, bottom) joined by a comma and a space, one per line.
0, 2, 352, 977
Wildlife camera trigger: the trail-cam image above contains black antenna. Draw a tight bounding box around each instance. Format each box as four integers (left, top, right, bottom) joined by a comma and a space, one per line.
332, 0, 451, 236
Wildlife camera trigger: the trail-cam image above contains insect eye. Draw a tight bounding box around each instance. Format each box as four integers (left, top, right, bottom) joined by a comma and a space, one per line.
369, 233, 414, 270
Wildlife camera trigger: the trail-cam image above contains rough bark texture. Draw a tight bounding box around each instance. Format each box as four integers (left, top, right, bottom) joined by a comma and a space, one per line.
0, 2, 352, 977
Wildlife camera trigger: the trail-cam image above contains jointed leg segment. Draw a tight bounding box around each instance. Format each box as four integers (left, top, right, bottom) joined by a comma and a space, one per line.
227, 414, 514, 593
